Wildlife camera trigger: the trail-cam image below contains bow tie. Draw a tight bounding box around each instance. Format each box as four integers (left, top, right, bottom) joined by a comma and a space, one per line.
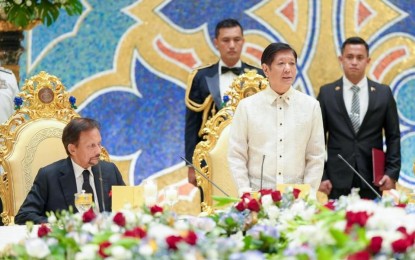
221, 66, 242, 75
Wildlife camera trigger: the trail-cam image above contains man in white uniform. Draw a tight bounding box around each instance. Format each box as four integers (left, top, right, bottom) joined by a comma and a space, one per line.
228, 43, 325, 196
0, 67, 19, 123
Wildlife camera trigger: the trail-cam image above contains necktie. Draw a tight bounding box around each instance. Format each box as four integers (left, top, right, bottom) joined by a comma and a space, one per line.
350, 85, 360, 133
82, 170, 94, 201
221, 66, 241, 75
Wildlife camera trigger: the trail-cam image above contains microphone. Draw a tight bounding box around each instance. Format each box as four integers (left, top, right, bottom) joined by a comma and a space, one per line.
98, 160, 106, 212
180, 156, 230, 197
337, 154, 381, 199
260, 155, 265, 190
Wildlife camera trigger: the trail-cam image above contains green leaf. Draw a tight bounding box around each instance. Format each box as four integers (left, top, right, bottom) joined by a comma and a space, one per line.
330, 228, 349, 247
212, 196, 240, 207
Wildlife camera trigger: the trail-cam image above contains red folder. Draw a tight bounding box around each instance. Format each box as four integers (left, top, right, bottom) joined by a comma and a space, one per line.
372, 148, 385, 186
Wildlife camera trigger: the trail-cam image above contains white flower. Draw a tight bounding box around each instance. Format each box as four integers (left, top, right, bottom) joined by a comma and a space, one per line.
265, 205, 280, 220
26, 0, 31, 6
139, 243, 154, 256
261, 194, 273, 208
14, 0, 23, 4
109, 234, 122, 243
366, 207, 407, 231
81, 222, 99, 234
147, 223, 177, 243
174, 219, 190, 231
48, 213, 57, 224
110, 245, 133, 259
25, 238, 50, 258
75, 245, 99, 260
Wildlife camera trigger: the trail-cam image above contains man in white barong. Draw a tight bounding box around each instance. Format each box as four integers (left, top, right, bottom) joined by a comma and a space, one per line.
228, 42, 325, 197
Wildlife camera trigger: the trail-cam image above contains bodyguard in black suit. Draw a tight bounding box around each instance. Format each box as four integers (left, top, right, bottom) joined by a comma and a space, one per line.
185, 19, 263, 185
15, 118, 125, 224
317, 37, 400, 200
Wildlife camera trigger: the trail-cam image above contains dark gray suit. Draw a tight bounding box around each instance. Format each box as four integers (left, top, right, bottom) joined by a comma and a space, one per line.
15, 157, 125, 224
185, 62, 263, 162
317, 78, 400, 199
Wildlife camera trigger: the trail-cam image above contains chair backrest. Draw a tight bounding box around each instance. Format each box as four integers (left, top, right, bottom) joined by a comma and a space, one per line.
193, 70, 268, 212
0, 71, 80, 225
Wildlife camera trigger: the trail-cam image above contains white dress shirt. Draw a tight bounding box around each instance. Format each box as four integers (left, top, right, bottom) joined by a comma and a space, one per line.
228, 86, 325, 196
0, 68, 19, 124
219, 60, 242, 98
72, 159, 100, 212
342, 76, 369, 125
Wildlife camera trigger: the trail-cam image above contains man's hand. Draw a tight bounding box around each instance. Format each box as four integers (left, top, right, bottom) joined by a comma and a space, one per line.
378, 175, 396, 191
319, 180, 332, 195
188, 167, 197, 186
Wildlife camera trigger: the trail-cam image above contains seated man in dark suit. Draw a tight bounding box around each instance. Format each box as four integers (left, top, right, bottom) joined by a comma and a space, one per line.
15, 118, 125, 224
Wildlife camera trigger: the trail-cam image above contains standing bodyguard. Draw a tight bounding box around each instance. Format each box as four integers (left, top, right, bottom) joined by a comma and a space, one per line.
317, 37, 401, 199
185, 18, 263, 185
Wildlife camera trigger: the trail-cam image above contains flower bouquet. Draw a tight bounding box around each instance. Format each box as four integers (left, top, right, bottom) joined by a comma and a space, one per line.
1, 188, 415, 259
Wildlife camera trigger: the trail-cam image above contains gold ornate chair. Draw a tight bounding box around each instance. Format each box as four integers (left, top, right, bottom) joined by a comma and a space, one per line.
193, 70, 268, 212
0, 71, 80, 225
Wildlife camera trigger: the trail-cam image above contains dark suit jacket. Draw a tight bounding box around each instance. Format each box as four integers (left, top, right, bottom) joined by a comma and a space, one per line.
317, 78, 401, 190
185, 61, 264, 162
15, 157, 125, 224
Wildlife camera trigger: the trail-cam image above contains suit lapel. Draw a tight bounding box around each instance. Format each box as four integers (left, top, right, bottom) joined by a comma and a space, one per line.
206, 63, 221, 108
92, 164, 105, 212
360, 78, 376, 131
59, 158, 78, 209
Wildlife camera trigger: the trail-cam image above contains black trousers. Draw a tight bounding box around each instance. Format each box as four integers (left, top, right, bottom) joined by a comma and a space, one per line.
328, 168, 380, 200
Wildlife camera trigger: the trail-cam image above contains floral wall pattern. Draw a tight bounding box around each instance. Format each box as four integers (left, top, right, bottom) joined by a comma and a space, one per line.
18, 0, 415, 187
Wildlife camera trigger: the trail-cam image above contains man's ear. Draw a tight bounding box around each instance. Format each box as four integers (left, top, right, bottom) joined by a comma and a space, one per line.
261, 64, 269, 77
68, 144, 76, 155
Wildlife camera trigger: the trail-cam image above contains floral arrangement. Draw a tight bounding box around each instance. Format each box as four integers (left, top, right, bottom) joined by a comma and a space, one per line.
69, 95, 77, 109
1, 189, 415, 259
0, 0, 83, 28
13, 96, 23, 109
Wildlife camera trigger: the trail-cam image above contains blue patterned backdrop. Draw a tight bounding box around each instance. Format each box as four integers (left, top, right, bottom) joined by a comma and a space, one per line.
18, 0, 415, 187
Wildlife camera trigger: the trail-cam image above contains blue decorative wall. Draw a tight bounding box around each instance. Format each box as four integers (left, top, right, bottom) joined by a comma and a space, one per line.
19, 0, 415, 187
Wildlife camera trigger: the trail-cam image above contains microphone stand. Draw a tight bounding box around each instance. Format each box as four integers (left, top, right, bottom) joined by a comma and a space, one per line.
260, 155, 265, 190
337, 154, 382, 199
180, 156, 230, 197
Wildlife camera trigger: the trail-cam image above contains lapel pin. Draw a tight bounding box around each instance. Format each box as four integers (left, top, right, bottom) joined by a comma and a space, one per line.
335, 86, 341, 91
370, 87, 376, 92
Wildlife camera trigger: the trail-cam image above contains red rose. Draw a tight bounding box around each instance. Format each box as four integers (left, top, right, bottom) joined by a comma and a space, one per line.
124, 227, 147, 238
293, 188, 301, 199
391, 238, 411, 253
113, 212, 126, 227
37, 224, 51, 238
108, 190, 112, 197
150, 205, 163, 215
247, 198, 261, 212
82, 208, 96, 223
347, 250, 370, 260
345, 211, 370, 231
184, 231, 197, 245
166, 235, 183, 250
235, 200, 246, 211
98, 241, 111, 258
324, 201, 335, 211
259, 189, 272, 196
241, 192, 252, 200
271, 190, 282, 202
368, 236, 382, 254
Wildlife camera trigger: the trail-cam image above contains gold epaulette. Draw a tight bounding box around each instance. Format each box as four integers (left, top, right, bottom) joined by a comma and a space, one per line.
185, 62, 218, 137
185, 62, 217, 113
